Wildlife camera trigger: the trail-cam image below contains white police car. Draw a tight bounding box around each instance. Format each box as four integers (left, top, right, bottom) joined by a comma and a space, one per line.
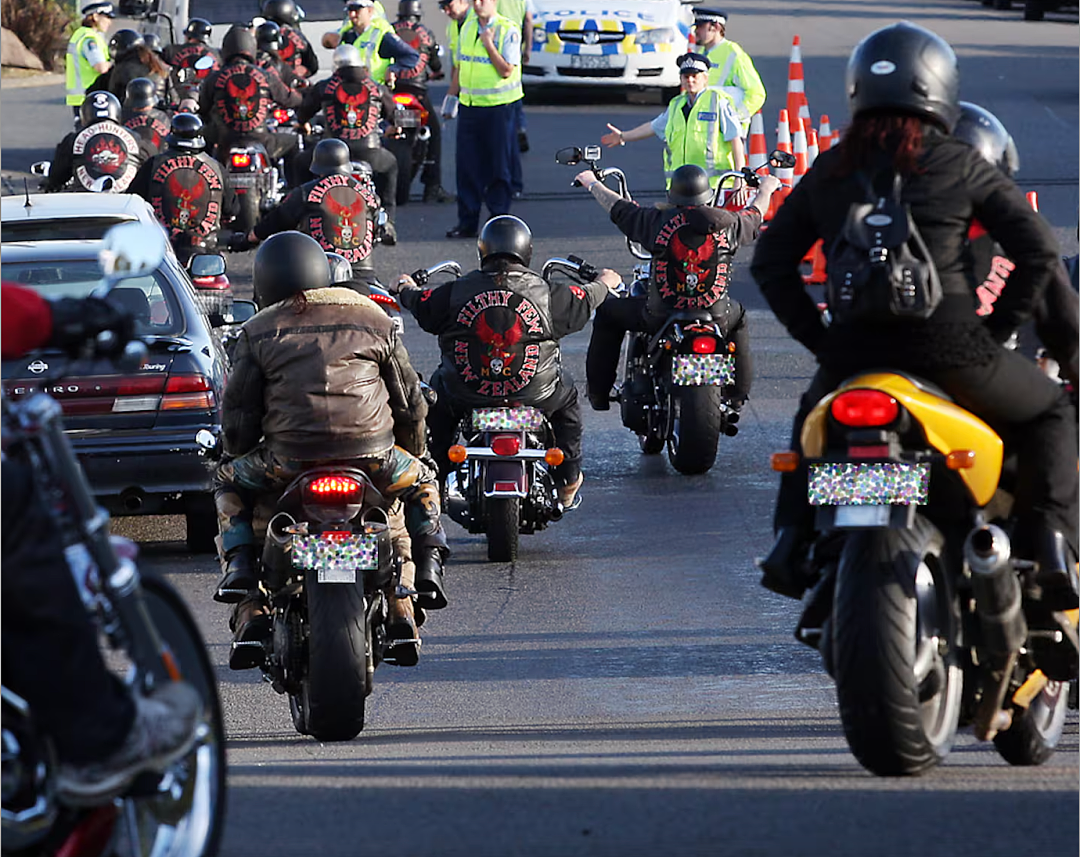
524, 0, 694, 91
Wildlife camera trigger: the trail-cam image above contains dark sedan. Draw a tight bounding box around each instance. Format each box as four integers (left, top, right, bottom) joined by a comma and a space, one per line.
2, 239, 229, 553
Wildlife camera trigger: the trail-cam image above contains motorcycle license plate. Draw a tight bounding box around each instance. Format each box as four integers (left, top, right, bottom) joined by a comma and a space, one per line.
808, 461, 930, 507
671, 353, 735, 387
230, 174, 260, 188
396, 113, 421, 128
834, 505, 891, 528
291, 533, 378, 583
570, 54, 613, 70
472, 406, 546, 432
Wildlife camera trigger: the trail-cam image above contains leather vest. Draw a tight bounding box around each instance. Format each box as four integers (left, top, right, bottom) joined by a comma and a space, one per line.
211, 61, 272, 134
321, 72, 382, 141
123, 109, 171, 154
648, 207, 739, 317
71, 121, 140, 192
298, 173, 379, 266
147, 151, 226, 240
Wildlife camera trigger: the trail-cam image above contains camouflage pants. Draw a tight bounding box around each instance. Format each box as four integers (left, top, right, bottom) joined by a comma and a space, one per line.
213, 445, 445, 589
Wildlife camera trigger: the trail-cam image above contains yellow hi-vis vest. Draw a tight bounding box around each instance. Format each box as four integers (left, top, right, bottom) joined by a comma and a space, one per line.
340, 16, 395, 83
704, 39, 766, 130
663, 88, 736, 189
457, 13, 522, 107
66, 27, 109, 107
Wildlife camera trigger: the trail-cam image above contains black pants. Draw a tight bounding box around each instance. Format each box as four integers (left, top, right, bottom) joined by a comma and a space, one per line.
410, 88, 443, 189
427, 368, 584, 488
1, 457, 135, 764
773, 348, 1080, 556
586, 296, 753, 404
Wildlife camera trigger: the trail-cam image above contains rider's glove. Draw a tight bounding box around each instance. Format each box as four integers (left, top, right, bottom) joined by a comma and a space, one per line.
50, 296, 134, 356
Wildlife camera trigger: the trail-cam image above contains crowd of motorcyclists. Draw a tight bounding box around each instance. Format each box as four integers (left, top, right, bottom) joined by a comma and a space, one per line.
4, 2, 1078, 813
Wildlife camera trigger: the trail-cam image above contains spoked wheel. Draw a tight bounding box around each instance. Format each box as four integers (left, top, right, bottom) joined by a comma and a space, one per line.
486, 497, 520, 562
832, 516, 964, 776
994, 679, 1069, 765
111, 574, 227, 856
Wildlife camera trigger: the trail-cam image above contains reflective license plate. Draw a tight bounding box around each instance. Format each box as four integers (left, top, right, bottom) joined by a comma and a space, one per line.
291, 533, 379, 583
472, 406, 546, 432
230, 174, 259, 187
834, 505, 891, 528
808, 461, 930, 506
569, 54, 612, 70
396, 112, 421, 128
671, 353, 735, 387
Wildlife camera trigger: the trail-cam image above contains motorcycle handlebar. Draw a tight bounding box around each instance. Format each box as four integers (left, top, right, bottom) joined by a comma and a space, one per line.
540, 256, 598, 283
410, 260, 463, 286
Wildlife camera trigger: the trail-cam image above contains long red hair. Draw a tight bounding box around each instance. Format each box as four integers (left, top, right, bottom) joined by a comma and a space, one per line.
834, 113, 926, 176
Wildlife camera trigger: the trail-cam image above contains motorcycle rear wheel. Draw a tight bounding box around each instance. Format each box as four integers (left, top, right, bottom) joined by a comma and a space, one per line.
486, 497, 520, 562
667, 386, 722, 475
832, 517, 964, 776
993, 680, 1068, 765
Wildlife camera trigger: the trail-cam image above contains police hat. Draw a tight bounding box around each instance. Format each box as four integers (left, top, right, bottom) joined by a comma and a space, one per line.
346, 0, 375, 8
692, 7, 727, 27
81, 1, 115, 16
677, 53, 711, 75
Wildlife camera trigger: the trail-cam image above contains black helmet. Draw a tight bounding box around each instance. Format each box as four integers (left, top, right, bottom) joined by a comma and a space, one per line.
254, 231, 331, 308
846, 21, 959, 132
256, 20, 282, 51
79, 90, 122, 126
124, 77, 157, 111
263, 0, 302, 26
325, 252, 354, 284
222, 25, 258, 62
141, 32, 164, 54
167, 112, 206, 151
109, 29, 145, 59
668, 164, 711, 206
477, 215, 532, 267
310, 138, 352, 176
184, 17, 213, 42
398, 0, 422, 19
954, 101, 1019, 178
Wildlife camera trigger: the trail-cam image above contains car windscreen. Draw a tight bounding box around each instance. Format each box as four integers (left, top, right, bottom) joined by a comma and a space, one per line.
0, 259, 184, 336
1, 216, 135, 243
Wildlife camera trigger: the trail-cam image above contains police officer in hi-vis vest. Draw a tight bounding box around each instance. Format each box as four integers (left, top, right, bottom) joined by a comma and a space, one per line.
320, 0, 419, 86
691, 8, 766, 135
66, 1, 114, 122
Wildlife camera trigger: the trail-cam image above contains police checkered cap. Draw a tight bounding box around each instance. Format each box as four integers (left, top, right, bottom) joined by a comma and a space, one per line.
692, 7, 727, 26
81, 1, 115, 16
346, 0, 375, 8
677, 53, 711, 75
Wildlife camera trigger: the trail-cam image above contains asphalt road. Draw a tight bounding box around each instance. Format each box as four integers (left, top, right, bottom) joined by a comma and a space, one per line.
2, 2, 1078, 855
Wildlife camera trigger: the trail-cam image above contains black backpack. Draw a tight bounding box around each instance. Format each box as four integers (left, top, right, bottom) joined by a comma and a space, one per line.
826, 171, 942, 324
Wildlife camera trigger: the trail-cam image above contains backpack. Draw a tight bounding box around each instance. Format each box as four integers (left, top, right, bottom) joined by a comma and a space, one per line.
826, 171, 942, 324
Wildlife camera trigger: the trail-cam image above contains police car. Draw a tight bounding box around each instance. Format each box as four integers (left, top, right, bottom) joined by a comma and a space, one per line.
524, 0, 694, 91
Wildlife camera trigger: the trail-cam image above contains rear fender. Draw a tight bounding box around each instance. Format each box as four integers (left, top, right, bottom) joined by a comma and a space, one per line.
483, 459, 527, 497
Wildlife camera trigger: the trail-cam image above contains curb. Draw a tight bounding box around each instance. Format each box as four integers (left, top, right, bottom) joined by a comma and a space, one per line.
1, 71, 65, 89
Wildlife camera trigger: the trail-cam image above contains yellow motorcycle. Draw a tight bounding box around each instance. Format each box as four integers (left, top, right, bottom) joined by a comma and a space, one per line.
771, 371, 1078, 776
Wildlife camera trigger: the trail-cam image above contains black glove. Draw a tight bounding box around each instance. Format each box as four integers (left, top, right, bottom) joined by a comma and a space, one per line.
227, 231, 252, 253
49, 296, 134, 356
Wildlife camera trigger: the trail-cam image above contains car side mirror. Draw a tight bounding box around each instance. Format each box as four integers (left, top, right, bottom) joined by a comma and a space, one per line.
188, 253, 227, 280
555, 146, 584, 166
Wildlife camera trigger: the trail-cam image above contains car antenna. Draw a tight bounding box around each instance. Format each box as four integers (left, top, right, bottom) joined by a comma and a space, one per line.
23, 177, 33, 208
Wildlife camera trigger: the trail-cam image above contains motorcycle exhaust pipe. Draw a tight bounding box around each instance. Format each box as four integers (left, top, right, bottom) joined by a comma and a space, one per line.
262, 511, 297, 592
964, 525, 1027, 658
417, 126, 432, 142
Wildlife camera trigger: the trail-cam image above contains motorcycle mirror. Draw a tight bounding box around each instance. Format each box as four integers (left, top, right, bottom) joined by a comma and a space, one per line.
554, 147, 584, 166
188, 253, 227, 279
251, 15, 267, 26
89, 175, 116, 193
96, 223, 167, 293
30, 161, 51, 177
768, 149, 797, 170
194, 55, 215, 71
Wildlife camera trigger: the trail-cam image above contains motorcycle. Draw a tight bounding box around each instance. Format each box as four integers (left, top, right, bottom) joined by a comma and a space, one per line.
1, 223, 226, 856
555, 145, 797, 475
384, 88, 433, 206
771, 373, 1079, 775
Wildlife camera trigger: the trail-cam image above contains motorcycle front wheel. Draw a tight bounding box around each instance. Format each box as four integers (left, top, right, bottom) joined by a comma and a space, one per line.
831, 516, 964, 776
486, 497, 520, 563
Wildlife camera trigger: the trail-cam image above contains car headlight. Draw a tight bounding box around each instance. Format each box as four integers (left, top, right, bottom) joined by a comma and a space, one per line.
634, 27, 676, 45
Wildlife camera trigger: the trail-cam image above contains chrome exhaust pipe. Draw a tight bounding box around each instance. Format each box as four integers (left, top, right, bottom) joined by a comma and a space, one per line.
417, 125, 432, 142
262, 511, 297, 591
964, 525, 1027, 657
121, 489, 144, 512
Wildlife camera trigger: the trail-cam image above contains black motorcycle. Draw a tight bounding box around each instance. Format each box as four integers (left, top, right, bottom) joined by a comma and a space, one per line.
384, 88, 433, 206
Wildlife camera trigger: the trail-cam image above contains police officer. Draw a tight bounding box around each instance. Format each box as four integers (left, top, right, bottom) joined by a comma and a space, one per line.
66, 1, 114, 120
122, 77, 171, 156
199, 25, 303, 183
44, 91, 153, 193
263, 0, 320, 78
391, 215, 623, 508
576, 163, 780, 416
129, 113, 238, 264
393, 0, 454, 203
601, 53, 745, 191
691, 8, 766, 134
296, 45, 402, 243
750, 22, 1078, 607
444, 0, 522, 239
322, 0, 420, 86
497, 0, 530, 196
245, 138, 385, 288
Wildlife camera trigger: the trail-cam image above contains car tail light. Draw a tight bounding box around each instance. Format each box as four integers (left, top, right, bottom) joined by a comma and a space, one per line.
161, 374, 214, 410
491, 434, 521, 456
830, 390, 899, 427
691, 336, 716, 354
305, 475, 363, 504
230, 152, 252, 168
192, 274, 230, 290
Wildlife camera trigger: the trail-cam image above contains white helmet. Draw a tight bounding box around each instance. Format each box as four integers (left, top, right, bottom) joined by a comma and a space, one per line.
332, 43, 363, 70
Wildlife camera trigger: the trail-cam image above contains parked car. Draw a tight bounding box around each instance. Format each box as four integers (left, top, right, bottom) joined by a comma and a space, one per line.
1, 238, 229, 552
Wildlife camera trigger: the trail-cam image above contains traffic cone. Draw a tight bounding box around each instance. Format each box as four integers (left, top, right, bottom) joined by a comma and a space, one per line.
791, 116, 809, 186
806, 128, 819, 167
747, 111, 768, 173
818, 114, 832, 151
786, 36, 810, 135
1026, 191, 1039, 212
775, 108, 793, 187
803, 239, 828, 285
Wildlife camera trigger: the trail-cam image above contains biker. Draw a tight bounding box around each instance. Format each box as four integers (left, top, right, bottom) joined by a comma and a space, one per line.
393, 0, 455, 204
198, 25, 303, 186
391, 215, 624, 509
322, 0, 421, 87
122, 76, 171, 156
953, 101, 1079, 389
162, 17, 221, 71
750, 22, 1079, 610
43, 90, 154, 193
87, 29, 169, 103
256, 20, 303, 89
575, 162, 781, 417
129, 113, 239, 264
296, 44, 403, 243
262, 0, 320, 79
244, 138, 384, 287
212, 232, 449, 668
1, 282, 202, 805
65, 1, 114, 121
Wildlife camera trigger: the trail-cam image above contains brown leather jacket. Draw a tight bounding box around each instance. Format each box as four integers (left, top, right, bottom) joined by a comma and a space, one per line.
222, 287, 427, 461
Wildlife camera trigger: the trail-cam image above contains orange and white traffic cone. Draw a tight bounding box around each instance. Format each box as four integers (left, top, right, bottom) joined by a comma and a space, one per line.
786, 35, 810, 135
792, 117, 809, 185
818, 114, 832, 152
775, 108, 793, 187
748, 110, 768, 173
806, 128, 819, 167
802, 239, 828, 285
1026, 191, 1039, 212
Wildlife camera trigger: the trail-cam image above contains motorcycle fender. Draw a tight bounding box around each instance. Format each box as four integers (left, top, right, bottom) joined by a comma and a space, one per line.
483, 460, 527, 497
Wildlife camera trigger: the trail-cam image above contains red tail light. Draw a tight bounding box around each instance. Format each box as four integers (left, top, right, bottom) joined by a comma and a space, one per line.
305, 475, 363, 504
368, 292, 400, 312
830, 390, 899, 427
192, 274, 230, 290
161, 374, 214, 410
393, 92, 429, 123
273, 108, 290, 123
691, 336, 717, 354
491, 434, 521, 457
230, 152, 252, 168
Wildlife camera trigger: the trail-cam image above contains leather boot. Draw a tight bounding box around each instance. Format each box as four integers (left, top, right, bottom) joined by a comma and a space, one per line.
384, 592, 420, 666
228, 593, 271, 671
414, 544, 448, 610
214, 547, 258, 604
1033, 527, 1080, 611
757, 527, 812, 600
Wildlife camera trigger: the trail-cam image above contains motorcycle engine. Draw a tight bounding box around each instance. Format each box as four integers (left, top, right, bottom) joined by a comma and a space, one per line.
1, 695, 59, 850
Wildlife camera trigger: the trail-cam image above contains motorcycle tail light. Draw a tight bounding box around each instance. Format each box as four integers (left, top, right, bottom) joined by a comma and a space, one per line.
491, 434, 521, 457
230, 152, 252, 168
273, 108, 289, 123
771, 451, 800, 472
368, 292, 400, 312
830, 390, 899, 427
305, 475, 363, 504
393, 92, 428, 124
691, 336, 716, 354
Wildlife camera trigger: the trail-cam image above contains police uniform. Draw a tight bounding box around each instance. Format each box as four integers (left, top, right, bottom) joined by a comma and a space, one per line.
692, 8, 766, 133
65, 4, 113, 114
335, 0, 420, 85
